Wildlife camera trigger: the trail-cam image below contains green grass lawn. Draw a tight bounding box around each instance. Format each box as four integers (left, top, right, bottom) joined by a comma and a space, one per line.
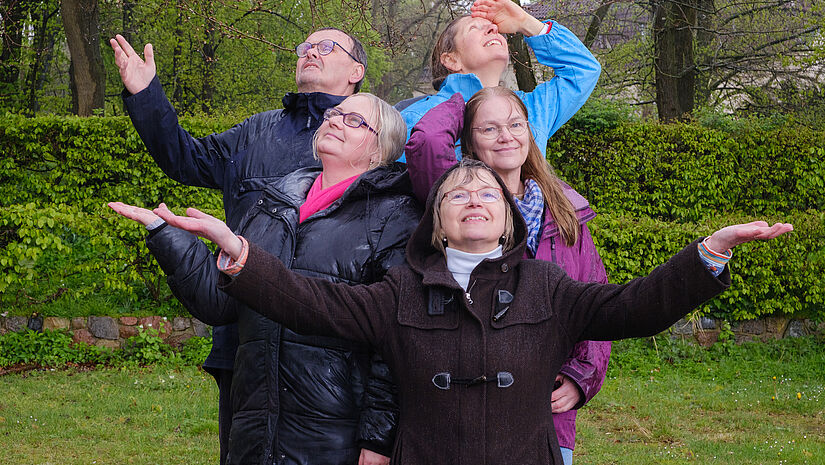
0, 336, 822, 464
0, 366, 218, 464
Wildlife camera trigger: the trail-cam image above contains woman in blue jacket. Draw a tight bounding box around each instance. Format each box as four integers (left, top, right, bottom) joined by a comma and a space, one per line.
399, 0, 601, 160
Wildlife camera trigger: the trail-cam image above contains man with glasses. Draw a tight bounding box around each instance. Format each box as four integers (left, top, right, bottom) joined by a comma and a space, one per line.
110, 28, 394, 465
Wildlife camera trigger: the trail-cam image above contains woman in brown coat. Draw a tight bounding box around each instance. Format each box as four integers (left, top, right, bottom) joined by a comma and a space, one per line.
137, 160, 792, 465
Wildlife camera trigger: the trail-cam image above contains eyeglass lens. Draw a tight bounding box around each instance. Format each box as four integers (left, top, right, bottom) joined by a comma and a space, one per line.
296, 40, 335, 57
445, 188, 502, 204
323, 108, 366, 129
476, 121, 528, 139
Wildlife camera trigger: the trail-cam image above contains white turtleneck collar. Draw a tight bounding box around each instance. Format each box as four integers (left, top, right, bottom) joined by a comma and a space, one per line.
445, 246, 503, 291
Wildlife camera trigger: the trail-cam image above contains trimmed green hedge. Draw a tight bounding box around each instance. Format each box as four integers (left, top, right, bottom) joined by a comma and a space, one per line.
590, 211, 824, 320
1, 115, 233, 315
549, 123, 825, 221
1, 116, 823, 321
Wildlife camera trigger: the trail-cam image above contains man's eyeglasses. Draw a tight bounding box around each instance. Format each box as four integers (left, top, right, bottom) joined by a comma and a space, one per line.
296, 39, 362, 64
323, 108, 378, 135
442, 187, 503, 205
472, 120, 529, 140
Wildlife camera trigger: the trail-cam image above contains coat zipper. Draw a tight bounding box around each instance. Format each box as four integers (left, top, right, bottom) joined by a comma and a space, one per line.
465, 279, 477, 305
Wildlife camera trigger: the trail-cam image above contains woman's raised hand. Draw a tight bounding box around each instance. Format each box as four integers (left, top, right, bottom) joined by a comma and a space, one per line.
705, 221, 793, 252
108, 202, 161, 226
470, 0, 545, 36
152, 204, 244, 259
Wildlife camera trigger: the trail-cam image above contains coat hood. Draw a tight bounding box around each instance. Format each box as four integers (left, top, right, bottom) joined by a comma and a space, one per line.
405, 161, 528, 275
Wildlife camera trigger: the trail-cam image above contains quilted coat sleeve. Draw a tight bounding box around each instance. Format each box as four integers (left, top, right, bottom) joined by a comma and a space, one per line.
145, 224, 238, 325
219, 242, 401, 347
558, 224, 612, 409
405, 93, 464, 203
122, 75, 258, 189
358, 198, 421, 455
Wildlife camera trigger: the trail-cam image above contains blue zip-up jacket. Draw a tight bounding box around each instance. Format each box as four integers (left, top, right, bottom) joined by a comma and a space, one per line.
399, 21, 601, 161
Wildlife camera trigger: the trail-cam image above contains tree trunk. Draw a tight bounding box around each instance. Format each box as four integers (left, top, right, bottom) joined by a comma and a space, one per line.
201, 18, 217, 114
0, 0, 25, 110
122, 1, 136, 43
61, 0, 106, 116
171, 2, 185, 110
507, 0, 536, 92
653, 0, 696, 121
25, 4, 60, 115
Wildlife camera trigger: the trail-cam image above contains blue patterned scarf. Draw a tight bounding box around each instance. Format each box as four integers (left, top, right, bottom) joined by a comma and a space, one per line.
513, 179, 544, 256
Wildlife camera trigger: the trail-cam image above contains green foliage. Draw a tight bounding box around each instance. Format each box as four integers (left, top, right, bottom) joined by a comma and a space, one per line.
0, 329, 111, 367
590, 211, 825, 320
179, 335, 213, 366
0, 115, 230, 315
0, 327, 213, 368
119, 322, 174, 365
549, 121, 825, 221
608, 334, 825, 382
564, 97, 638, 134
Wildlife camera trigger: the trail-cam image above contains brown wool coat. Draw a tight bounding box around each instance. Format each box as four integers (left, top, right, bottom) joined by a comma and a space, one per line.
220, 168, 730, 465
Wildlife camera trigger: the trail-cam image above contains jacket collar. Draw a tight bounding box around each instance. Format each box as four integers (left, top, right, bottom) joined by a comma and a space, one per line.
265, 162, 416, 212
438, 73, 484, 100
540, 181, 597, 238
281, 92, 348, 122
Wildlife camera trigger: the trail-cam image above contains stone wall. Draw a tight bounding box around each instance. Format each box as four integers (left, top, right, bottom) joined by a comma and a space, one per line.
0, 314, 822, 349
0, 315, 211, 349
670, 316, 825, 347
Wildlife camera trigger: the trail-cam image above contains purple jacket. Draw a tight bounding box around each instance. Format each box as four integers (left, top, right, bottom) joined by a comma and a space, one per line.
405, 94, 611, 449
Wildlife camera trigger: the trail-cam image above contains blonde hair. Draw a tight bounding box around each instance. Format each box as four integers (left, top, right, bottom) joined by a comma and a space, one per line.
461, 87, 580, 246
431, 160, 516, 255
312, 93, 407, 167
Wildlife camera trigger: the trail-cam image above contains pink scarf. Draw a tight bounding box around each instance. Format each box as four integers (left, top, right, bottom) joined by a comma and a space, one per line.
299, 173, 359, 223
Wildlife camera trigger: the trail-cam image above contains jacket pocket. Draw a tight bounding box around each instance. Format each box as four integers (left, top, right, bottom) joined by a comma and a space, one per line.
396, 287, 460, 330
489, 288, 552, 329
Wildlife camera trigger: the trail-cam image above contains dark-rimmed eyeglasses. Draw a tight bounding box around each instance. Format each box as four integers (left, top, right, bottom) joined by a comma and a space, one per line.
323, 108, 378, 135
442, 187, 503, 205
296, 39, 361, 64
472, 120, 529, 140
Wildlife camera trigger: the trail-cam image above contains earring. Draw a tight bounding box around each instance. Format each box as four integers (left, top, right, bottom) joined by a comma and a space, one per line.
442, 237, 448, 247
499, 235, 506, 245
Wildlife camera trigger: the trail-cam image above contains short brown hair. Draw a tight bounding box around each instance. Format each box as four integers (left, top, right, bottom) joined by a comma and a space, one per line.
431, 159, 515, 255
461, 87, 580, 246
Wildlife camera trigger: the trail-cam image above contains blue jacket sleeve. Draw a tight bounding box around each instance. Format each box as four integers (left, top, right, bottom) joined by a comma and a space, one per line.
145, 224, 238, 325
123, 75, 252, 189
520, 22, 602, 152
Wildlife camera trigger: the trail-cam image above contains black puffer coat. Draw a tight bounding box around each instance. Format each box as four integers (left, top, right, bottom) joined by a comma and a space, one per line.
147, 163, 421, 465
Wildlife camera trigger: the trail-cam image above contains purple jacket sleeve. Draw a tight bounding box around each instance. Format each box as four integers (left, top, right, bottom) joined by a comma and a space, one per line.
405, 93, 465, 203
559, 224, 612, 409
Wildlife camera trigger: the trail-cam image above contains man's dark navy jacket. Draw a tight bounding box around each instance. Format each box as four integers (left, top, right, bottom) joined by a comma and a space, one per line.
123, 76, 345, 370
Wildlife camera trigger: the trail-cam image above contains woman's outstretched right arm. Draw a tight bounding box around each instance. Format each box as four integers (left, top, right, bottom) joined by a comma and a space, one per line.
150, 203, 399, 348
108, 202, 238, 325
